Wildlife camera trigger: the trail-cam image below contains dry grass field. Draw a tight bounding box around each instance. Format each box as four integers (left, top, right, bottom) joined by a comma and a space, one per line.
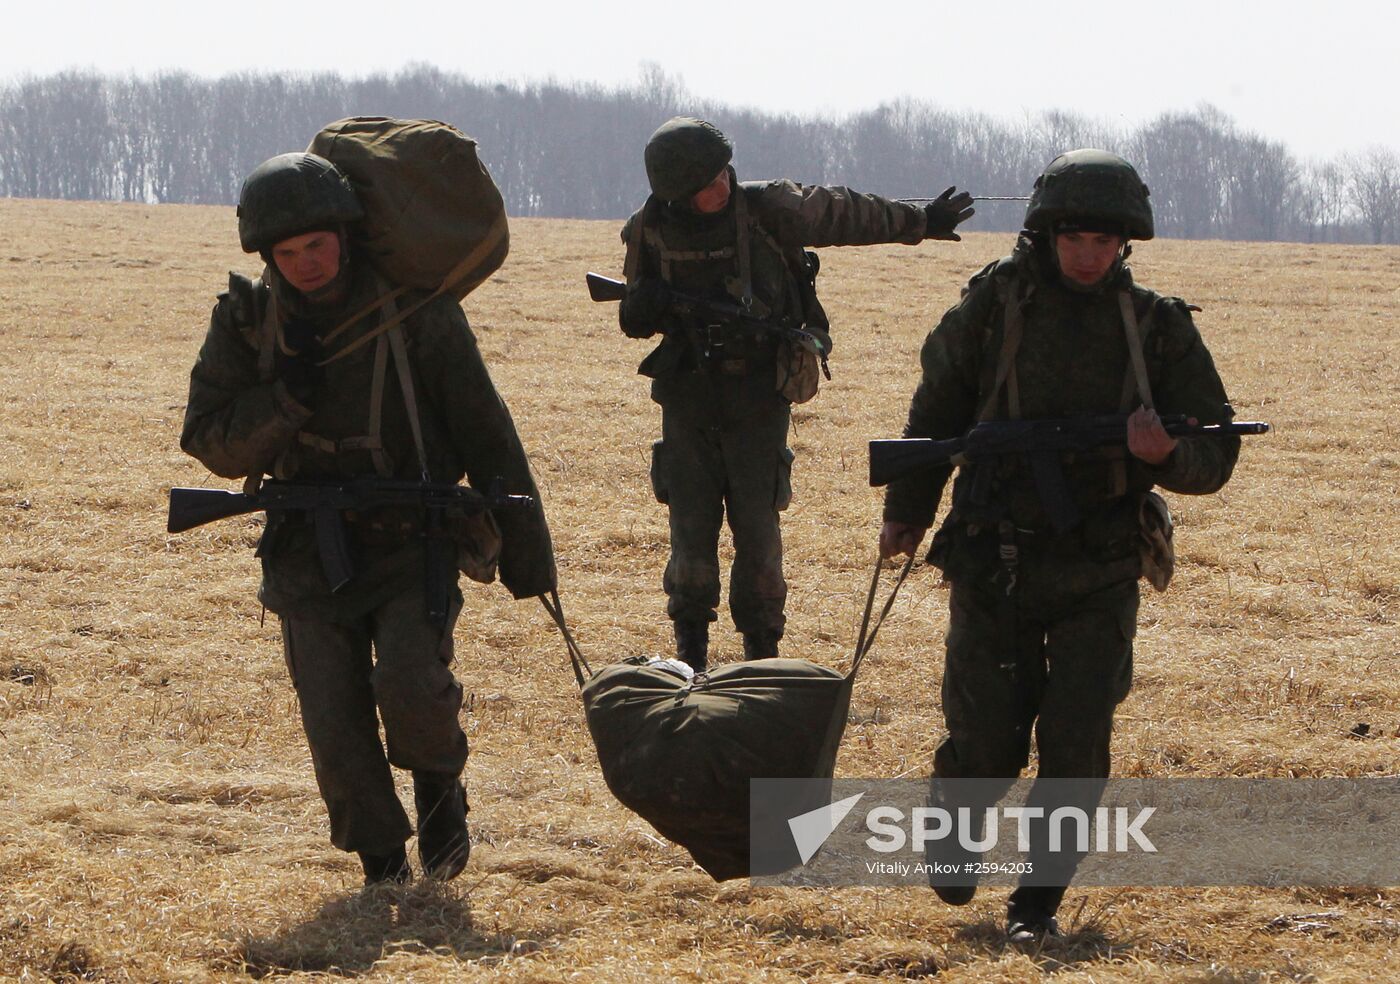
1, 196, 1397, 983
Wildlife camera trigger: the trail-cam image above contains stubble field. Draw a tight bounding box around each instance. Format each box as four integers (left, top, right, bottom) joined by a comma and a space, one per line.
0, 197, 1397, 983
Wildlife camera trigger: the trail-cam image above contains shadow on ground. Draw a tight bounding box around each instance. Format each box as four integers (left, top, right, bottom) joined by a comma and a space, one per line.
952, 916, 1138, 974
231, 881, 509, 978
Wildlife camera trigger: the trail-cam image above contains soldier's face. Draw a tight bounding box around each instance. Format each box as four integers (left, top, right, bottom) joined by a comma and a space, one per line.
272, 230, 342, 295
690, 168, 731, 214
1054, 231, 1124, 286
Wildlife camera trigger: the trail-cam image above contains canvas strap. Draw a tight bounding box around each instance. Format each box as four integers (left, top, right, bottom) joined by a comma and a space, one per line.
1109, 290, 1157, 496
381, 290, 431, 482
315, 210, 509, 365
1117, 290, 1155, 411
257, 276, 280, 382
848, 552, 916, 681
978, 285, 1030, 422
732, 177, 754, 310
540, 590, 592, 690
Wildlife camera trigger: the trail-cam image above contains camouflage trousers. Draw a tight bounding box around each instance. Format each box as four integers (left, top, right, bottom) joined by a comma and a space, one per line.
930, 564, 1139, 913
650, 382, 793, 638
279, 582, 468, 855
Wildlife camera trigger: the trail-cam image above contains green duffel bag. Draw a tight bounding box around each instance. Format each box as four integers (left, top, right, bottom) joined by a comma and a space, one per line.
309, 116, 508, 300
542, 559, 910, 881
582, 656, 851, 881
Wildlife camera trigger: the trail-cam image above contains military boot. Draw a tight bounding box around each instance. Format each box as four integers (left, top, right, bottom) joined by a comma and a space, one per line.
1006, 886, 1065, 944
674, 620, 709, 672
742, 631, 780, 661
413, 771, 470, 881
359, 843, 412, 886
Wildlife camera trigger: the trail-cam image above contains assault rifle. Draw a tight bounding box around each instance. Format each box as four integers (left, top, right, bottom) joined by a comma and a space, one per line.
869, 414, 1269, 531
168, 478, 532, 619
585, 272, 830, 377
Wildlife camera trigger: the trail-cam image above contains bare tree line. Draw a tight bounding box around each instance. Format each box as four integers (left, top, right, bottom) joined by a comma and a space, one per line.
1, 66, 1397, 244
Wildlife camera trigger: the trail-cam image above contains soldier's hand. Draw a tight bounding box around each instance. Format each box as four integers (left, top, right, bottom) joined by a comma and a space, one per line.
1127, 405, 1182, 466
879, 521, 927, 560
276, 317, 325, 408
924, 187, 975, 241
805, 324, 834, 358
619, 279, 670, 338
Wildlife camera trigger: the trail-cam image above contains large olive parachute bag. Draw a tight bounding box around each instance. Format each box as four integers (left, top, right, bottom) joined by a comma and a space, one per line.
310, 116, 508, 298
304, 117, 510, 363
540, 556, 912, 881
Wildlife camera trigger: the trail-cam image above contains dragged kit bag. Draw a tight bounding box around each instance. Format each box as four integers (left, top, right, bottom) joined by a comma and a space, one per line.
582, 657, 851, 880
541, 558, 911, 881
310, 116, 508, 300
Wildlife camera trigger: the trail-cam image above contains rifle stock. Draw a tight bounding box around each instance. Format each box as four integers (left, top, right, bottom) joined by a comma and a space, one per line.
586, 272, 626, 303
867, 438, 966, 488
167, 488, 262, 534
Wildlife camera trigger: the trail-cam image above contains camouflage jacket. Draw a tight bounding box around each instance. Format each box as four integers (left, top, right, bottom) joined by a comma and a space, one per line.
882, 238, 1239, 575
180, 260, 556, 618
620, 179, 927, 396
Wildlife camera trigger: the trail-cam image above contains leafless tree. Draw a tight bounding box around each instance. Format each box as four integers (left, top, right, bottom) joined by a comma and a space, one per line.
0, 68, 1390, 242
1344, 146, 1400, 244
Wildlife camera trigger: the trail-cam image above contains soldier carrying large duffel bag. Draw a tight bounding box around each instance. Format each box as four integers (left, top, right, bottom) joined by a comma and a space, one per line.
542, 556, 912, 881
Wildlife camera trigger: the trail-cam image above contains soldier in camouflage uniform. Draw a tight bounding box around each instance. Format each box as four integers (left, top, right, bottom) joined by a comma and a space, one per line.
620, 117, 973, 669
879, 150, 1240, 942
181, 153, 555, 885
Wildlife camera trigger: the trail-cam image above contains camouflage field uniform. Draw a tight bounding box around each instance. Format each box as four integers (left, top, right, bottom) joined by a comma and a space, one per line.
883, 234, 1239, 917
622, 180, 928, 653
181, 261, 554, 857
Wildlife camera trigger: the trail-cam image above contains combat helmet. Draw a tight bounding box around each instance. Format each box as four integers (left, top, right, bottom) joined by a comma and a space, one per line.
644, 117, 733, 203
236, 152, 363, 253
1024, 149, 1154, 241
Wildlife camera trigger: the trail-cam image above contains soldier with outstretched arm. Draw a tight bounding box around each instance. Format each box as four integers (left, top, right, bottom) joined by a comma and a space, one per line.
618, 116, 974, 670
878, 150, 1241, 942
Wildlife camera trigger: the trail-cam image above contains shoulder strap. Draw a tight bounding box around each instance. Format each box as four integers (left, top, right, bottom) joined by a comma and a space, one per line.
379, 289, 431, 482
978, 281, 1031, 421
732, 180, 754, 310
623, 200, 652, 283
254, 269, 280, 383
365, 333, 394, 477
1117, 290, 1155, 411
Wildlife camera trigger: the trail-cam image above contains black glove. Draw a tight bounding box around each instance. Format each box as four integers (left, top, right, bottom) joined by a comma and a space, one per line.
618, 279, 671, 339
924, 187, 976, 241
275, 317, 325, 407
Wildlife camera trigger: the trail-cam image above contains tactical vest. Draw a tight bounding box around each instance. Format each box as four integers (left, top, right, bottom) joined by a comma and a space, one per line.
623, 182, 828, 399
239, 270, 432, 486
954, 263, 1176, 587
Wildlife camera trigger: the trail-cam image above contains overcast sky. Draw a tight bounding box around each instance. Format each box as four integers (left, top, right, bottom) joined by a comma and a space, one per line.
9, 0, 1397, 161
